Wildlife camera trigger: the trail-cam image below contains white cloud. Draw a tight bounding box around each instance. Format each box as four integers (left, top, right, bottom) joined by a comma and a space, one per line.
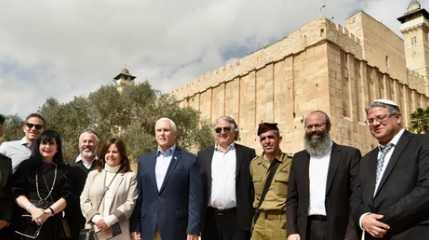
0, 0, 424, 117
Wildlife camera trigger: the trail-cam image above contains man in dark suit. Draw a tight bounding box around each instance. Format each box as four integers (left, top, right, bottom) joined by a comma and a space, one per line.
198, 116, 256, 240
357, 99, 429, 240
287, 110, 361, 240
0, 114, 13, 239
131, 117, 202, 240
67, 130, 98, 239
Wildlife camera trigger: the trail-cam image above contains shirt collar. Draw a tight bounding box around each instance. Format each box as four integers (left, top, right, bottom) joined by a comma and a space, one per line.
262, 150, 285, 162
157, 144, 176, 156
75, 154, 98, 163
214, 143, 235, 152
19, 137, 31, 147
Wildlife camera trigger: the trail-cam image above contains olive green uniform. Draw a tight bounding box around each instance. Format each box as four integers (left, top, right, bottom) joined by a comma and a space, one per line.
250, 152, 292, 240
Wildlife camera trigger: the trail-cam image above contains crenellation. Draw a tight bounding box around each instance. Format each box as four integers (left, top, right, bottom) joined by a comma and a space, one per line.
170, 10, 429, 154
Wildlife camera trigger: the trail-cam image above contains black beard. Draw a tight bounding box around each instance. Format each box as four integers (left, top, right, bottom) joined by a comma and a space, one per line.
304, 132, 332, 156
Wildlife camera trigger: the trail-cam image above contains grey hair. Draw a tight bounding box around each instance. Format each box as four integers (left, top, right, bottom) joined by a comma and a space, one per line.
155, 117, 177, 132
366, 102, 401, 115
216, 115, 239, 140
79, 129, 99, 143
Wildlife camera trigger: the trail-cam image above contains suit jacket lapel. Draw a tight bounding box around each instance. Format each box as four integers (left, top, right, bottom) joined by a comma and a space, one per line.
206, 146, 215, 197
374, 131, 411, 198
326, 143, 340, 196
303, 152, 310, 201
159, 147, 181, 194
148, 151, 158, 192
235, 144, 242, 178
365, 150, 378, 201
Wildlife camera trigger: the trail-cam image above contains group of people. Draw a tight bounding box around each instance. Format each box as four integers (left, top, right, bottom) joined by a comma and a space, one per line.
0, 98, 428, 240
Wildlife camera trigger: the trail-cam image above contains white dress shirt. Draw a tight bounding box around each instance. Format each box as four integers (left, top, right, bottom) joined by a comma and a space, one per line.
155, 145, 175, 191
308, 142, 333, 216
373, 128, 404, 194
209, 144, 237, 210
0, 137, 32, 173
75, 154, 96, 170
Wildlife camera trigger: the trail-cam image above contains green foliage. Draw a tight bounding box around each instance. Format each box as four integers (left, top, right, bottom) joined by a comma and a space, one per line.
36, 82, 213, 162
410, 107, 429, 134
3, 115, 23, 141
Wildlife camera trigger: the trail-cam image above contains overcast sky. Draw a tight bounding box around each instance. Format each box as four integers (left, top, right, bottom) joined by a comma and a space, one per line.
0, 0, 424, 117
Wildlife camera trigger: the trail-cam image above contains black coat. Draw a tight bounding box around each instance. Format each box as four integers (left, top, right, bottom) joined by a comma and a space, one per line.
357, 131, 429, 240
287, 143, 361, 240
0, 154, 12, 222
12, 158, 72, 240
66, 160, 95, 240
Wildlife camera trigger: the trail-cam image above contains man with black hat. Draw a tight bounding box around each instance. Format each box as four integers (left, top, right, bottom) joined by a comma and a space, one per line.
287, 110, 360, 240
250, 122, 292, 240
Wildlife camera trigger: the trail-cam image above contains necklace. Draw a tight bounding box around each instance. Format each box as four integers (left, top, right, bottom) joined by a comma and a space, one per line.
35, 166, 57, 202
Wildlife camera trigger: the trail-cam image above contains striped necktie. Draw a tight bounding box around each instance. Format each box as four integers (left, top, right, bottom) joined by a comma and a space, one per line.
375, 143, 394, 192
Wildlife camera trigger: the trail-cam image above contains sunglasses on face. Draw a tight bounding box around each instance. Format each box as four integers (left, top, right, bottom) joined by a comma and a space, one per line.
25, 123, 43, 130
215, 127, 232, 134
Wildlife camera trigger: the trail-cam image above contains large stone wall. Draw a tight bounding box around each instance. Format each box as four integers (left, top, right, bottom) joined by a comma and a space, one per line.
346, 11, 408, 83
327, 42, 429, 153
173, 14, 429, 155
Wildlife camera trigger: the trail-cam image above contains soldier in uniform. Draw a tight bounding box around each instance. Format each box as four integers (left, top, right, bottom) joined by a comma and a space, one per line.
250, 122, 292, 240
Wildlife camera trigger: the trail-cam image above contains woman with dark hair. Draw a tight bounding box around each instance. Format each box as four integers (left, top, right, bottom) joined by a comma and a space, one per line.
12, 129, 72, 239
80, 138, 138, 240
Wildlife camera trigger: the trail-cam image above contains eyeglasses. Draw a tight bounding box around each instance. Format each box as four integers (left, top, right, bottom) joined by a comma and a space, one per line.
215, 127, 232, 133
26, 123, 43, 130
366, 114, 394, 126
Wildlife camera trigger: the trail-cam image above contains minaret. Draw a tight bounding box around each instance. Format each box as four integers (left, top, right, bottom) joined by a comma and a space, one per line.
398, 0, 429, 94
113, 68, 136, 93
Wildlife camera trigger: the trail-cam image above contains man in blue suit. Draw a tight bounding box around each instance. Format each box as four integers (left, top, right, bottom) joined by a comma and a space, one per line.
131, 117, 202, 240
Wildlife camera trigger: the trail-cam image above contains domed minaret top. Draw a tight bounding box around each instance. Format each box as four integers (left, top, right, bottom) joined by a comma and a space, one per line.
114, 68, 136, 81
407, 0, 421, 13
398, 0, 429, 23
113, 68, 136, 93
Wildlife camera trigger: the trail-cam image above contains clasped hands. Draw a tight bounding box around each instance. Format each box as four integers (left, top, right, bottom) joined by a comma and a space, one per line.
28, 206, 52, 225
362, 213, 390, 238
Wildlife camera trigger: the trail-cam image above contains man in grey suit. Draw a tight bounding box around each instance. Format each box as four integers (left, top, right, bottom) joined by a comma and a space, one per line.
131, 117, 202, 240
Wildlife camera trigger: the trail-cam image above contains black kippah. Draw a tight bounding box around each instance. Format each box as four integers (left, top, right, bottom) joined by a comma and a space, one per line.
257, 122, 279, 136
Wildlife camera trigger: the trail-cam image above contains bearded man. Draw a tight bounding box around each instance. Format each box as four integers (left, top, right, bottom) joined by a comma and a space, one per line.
68, 130, 99, 239
287, 110, 361, 240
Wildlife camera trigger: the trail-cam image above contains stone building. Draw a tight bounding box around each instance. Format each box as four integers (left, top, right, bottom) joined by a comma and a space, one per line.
171, 2, 429, 154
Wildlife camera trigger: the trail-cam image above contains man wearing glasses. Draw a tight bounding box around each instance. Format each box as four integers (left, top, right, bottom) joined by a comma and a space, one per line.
357, 99, 429, 239
0, 113, 45, 172
287, 111, 360, 240
198, 116, 256, 240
